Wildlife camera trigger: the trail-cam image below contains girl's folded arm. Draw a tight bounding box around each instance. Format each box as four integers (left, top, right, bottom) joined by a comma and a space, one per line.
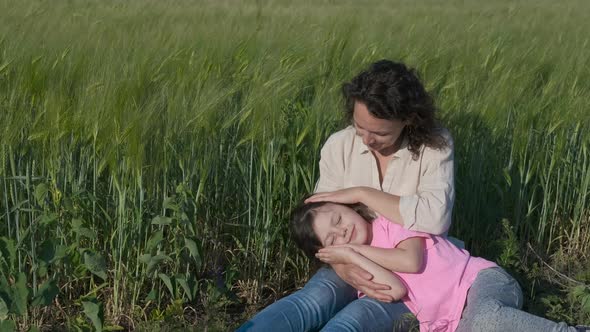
351, 237, 425, 273
348, 251, 408, 301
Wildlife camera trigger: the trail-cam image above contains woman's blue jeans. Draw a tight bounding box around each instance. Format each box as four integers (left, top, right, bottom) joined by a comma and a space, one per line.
237, 266, 411, 332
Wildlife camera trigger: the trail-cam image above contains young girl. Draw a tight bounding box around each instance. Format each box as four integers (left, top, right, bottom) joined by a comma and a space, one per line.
292, 187, 586, 332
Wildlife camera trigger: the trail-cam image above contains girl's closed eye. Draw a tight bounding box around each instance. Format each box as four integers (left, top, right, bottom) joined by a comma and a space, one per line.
326, 235, 334, 246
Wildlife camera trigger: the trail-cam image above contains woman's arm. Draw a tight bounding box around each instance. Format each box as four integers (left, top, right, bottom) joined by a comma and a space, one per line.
308, 138, 455, 235
357, 187, 403, 226
316, 246, 407, 301
306, 187, 405, 226
397, 141, 455, 235
307, 173, 453, 236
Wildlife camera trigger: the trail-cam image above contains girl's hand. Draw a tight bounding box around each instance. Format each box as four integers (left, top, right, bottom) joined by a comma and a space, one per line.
315, 245, 357, 265
305, 187, 367, 205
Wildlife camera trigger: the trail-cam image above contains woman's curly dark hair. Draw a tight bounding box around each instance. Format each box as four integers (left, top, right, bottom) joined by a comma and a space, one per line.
342, 60, 448, 159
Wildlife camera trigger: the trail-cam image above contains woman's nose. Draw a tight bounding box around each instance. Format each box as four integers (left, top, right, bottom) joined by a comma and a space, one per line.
362, 133, 375, 146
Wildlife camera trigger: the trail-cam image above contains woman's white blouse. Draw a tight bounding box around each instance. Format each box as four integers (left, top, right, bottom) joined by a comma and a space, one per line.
314, 126, 455, 235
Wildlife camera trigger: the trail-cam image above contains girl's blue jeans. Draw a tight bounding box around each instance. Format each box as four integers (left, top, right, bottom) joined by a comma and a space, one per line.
457, 267, 578, 332
236, 266, 411, 332
238, 266, 580, 332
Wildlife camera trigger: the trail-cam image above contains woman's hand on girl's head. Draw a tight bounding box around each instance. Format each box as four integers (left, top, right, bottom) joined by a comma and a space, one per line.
305, 187, 367, 205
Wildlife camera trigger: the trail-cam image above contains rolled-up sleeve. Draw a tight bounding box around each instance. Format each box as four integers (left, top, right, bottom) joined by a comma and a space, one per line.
399, 139, 455, 235
314, 136, 345, 193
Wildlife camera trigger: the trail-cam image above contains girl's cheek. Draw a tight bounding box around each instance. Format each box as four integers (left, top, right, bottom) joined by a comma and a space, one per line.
334, 238, 347, 246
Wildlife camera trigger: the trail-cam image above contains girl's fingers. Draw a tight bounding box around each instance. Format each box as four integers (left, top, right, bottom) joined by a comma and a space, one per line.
331, 244, 351, 249
316, 252, 338, 264
316, 255, 332, 264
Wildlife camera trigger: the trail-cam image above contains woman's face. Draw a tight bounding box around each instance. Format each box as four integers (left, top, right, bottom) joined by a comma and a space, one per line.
312, 203, 372, 247
353, 101, 406, 155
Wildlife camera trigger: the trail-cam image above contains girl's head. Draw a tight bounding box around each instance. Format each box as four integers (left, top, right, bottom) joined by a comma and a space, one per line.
291, 201, 375, 259
342, 59, 448, 159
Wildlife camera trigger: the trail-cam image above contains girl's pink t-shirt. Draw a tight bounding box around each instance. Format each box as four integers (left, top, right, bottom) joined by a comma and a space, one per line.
367, 216, 497, 332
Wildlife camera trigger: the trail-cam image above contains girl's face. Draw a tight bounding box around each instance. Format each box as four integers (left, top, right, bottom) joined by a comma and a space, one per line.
312, 203, 372, 247
353, 101, 406, 155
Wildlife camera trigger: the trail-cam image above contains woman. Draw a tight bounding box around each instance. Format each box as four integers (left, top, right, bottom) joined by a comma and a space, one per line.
238, 59, 454, 331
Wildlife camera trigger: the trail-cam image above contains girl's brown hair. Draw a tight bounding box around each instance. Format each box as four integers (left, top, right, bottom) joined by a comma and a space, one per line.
290, 200, 375, 260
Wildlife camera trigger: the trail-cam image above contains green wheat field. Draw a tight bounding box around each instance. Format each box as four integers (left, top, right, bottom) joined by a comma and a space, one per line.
1, 0, 589, 330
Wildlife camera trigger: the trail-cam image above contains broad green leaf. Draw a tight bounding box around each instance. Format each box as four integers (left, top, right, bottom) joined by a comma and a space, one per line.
37, 264, 48, 278
573, 285, 590, 313
145, 288, 157, 301
37, 241, 64, 276
39, 212, 57, 226
76, 227, 97, 240
0, 296, 8, 320
0, 274, 8, 288
82, 301, 103, 332
38, 240, 57, 265
146, 230, 164, 252
147, 254, 171, 274
11, 272, 29, 315
163, 197, 179, 212
582, 295, 590, 313
34, 183, 49, 205
71, 218, 83, 231
184, 238, 202, 269
184, 237, 203, 270
139, 254, 152, 264
54, 245, 67, 262
572, 285, 589, 297
151, 216, 172, 226
28, 325, 41, 332
83, 251, 107, 280
175, 276, 193, 301
158, 273, 174, 297
31, 279, 59, 307
0, 237, 16, 271
72, 219, 97, 240
0, 320, 16, 332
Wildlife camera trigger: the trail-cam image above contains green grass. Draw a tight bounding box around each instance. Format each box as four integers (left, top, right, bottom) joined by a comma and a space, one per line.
0, 0, 589, 330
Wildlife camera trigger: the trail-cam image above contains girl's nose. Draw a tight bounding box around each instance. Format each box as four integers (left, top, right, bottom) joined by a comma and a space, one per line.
335, 228, 347, 239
